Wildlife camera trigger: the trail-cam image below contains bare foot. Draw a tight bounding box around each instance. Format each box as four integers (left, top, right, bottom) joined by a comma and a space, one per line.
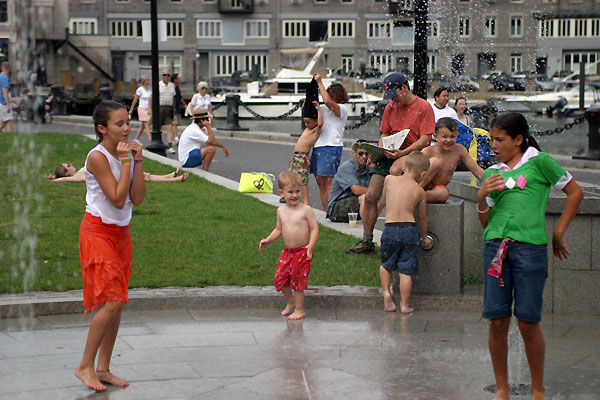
399, 304, 414, 314
383, 292, 397, 312
532, 390, 546, 400
281, 303, 295, 316
75, 365, 107, 391
175, 167, 181, 177
178, 172, 189, 182
96, 369, 129, 387
287, 310, 305, 320
493, 387, 510, 400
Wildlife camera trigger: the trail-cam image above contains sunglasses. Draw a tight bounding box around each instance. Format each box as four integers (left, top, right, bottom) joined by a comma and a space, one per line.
357, 151, 368, 157
162, 74, 170, 76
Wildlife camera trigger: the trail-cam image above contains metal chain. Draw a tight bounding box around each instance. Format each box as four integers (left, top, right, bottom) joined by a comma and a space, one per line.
344, 107, 381, 132
237, 99, 302, 120
531, 113, 586, 137
211, 101, 225, 111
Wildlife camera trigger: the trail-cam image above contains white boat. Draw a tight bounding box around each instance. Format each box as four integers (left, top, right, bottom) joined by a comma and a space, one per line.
492, 85, 600, 114
211, 47, 382, 119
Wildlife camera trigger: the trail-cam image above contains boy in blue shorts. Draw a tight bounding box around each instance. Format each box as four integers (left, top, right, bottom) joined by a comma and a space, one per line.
379, 151, 432, 313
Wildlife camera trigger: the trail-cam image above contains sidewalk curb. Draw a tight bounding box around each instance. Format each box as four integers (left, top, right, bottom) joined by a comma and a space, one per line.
0, 286, 484, 318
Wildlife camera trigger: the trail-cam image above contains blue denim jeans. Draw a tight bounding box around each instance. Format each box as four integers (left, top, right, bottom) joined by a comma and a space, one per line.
482, 239, 548, 322
309, 146, 342, 177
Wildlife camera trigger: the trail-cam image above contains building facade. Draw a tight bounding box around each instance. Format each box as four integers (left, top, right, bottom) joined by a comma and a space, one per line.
4, 0, 599, 93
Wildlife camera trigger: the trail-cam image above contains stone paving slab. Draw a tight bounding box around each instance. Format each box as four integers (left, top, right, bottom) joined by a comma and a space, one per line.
1, 308, 599, 400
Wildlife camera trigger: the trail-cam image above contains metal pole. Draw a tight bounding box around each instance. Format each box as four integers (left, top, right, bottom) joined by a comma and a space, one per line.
145, 0, 166, 156
413, 0, 428, 100
579, 61, 585, 112
573, 107, 600, 160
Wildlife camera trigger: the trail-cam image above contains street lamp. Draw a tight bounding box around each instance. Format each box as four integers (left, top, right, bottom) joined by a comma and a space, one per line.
145, 0, 166, 156
413, 0, 428, 100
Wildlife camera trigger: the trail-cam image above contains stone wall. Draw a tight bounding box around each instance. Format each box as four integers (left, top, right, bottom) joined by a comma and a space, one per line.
448, 172, 600, 315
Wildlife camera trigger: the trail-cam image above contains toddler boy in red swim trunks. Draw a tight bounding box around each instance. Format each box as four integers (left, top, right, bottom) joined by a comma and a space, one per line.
259, 171, 319, 320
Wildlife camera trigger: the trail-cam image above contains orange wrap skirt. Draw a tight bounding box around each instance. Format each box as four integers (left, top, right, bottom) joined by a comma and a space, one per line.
79, 212, 132, 314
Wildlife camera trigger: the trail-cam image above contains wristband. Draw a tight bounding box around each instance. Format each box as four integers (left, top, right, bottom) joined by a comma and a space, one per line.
119, 153, 133, 163
134, 158, 143, 163
476, 203, 490, 214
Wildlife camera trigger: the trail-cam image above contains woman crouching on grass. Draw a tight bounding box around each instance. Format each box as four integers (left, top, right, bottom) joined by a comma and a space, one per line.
477, 112, 583, 400
75, 100, 146, 391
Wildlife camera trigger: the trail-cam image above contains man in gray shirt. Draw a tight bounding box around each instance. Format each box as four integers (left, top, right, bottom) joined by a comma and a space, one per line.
326, 140, 372, 222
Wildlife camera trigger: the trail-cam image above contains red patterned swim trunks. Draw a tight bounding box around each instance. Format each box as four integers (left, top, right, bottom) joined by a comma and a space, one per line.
273, 246, 312, 291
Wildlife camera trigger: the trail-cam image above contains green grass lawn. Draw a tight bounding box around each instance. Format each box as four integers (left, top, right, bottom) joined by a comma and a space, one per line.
0, 132, 380, 293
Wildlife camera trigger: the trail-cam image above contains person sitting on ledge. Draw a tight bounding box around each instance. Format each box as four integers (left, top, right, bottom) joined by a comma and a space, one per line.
326, 139, 372, 222
49, 162, 188, 182
389, 117, 483, 203
178, 108, 229, 171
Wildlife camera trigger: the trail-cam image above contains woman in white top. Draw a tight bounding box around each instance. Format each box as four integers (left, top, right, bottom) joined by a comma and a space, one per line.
75, 101, 146, 392
310, 74, 349, 211
454, 97, 472, 127
129, 75, 152, 141
188, 81, 212, 117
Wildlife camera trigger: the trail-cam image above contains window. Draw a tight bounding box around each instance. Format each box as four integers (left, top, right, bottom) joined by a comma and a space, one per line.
510, 16, 523, 37
111, 20, 137, 37
369, 54, 393, 73
245, 20, 269, 38
538, 19, 554, 37
230, 0, 244, 8
395, 0, 412, 9
558, 19, 571, 36
115, 0, 129, 2
427, 53, 437, 73
282, 20, 308, 38
216, 54, 239, 76
458, 17, 470, 37
0, 0, 6, 23
140, 55, 182, 75
510, 55, 522, 73
245, 54, 267, 74
574, 19, 587, 36
341, 55, 353, 72
329, 20, 354, 38
166, 21, 183, 38
367, 21, 390, 38
593, 19, 600, 36
485, 16, 496, 37
564, 51, 599, 73
427, 20, 439, 37
69, 18, 98, 35
197, 20, 222, 38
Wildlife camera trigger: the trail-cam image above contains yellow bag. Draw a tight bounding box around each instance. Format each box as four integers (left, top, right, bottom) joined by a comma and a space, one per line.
238, 172, 274, 193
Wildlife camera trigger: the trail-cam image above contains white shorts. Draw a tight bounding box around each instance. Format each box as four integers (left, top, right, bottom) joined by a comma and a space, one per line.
0, 104, 12, 122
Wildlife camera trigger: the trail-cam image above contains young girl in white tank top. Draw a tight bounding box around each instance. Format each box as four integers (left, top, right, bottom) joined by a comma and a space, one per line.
75, 101, 146, 392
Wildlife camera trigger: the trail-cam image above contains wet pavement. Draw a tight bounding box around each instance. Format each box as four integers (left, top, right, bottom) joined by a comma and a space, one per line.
2, 307, 600, 400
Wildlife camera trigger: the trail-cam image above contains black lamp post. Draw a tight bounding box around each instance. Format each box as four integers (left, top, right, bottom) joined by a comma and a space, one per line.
145, 0, 166, 156
413, 0, 428, 100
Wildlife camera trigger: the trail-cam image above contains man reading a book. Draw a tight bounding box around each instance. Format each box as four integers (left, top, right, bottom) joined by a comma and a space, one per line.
347, 73, 435, 254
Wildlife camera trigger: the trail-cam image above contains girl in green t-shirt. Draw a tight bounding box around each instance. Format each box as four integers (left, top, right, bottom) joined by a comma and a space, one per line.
476, 112, 583, 400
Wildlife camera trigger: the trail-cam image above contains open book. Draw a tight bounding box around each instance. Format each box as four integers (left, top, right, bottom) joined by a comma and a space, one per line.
357, 129, 410, 162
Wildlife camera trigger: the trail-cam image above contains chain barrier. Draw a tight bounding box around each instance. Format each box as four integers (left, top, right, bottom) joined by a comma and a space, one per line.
237, 98, 302, 120
477, 102, 586, 137
530, 113, 586, 137
211, 101, 225, 112
345, 107, 381, 132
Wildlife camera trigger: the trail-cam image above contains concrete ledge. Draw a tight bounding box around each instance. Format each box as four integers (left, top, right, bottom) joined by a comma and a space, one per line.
0, 286, 484, 318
